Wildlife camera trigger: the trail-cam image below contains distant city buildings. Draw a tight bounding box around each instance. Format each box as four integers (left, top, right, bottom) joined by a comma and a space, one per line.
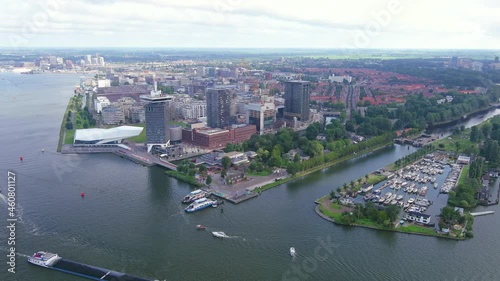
206, 88, 233, 129
328, 74, 353, 83
284, 80, 310, 122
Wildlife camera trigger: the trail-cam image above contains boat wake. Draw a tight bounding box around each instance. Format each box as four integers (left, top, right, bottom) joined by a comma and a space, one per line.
0, 193, 7, 204
0, 247, 30, 258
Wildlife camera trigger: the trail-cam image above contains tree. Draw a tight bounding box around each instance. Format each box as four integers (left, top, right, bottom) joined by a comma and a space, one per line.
286, 162, 300, 176
221, 156, 231, 170
206, 175, 212, 185
198, 165, 207, 174
305, 122, 321, 141
470, 126, 480, 142
221, 169, 227, 178
385, 205, 400, 222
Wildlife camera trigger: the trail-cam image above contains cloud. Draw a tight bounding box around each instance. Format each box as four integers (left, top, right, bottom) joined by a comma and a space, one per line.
0, 0, 499, 48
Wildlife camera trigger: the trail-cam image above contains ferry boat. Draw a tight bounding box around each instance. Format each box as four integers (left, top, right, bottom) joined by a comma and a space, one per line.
182, 189, 209, 204
185, 198, 217, 213
28, 251, 62, 268
28, 251, 150, 281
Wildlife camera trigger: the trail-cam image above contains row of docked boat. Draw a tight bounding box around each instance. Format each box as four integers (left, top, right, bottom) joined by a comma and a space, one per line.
440, 164, 462, 194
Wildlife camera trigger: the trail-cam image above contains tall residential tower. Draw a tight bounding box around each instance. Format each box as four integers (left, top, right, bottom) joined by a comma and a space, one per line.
206, 88, 233, 129
284, 80, 310, 121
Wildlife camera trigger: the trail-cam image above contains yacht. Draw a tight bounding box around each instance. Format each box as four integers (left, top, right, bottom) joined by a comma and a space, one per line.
185, 198, 217, 213
182, 189, 209, 204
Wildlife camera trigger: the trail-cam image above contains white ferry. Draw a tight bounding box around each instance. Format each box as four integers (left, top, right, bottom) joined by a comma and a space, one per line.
28, 251, 61, 268
185, 198, 217, 213
182, 189, 209, 204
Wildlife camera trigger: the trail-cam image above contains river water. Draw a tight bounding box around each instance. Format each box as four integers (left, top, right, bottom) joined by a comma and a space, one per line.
0, 73, 499, 281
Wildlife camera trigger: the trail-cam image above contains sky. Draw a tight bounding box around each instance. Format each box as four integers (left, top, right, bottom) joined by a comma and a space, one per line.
1, 0, 499, 49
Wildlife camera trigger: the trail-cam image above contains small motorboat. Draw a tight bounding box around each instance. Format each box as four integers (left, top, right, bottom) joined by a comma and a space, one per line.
212, 231, 229, 238
290, 247, 296, 257
196, 225, 206, 230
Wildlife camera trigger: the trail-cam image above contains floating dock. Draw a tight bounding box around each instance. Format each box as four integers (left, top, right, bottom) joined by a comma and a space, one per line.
470, 211, 495, 217
35, 257, 150, 281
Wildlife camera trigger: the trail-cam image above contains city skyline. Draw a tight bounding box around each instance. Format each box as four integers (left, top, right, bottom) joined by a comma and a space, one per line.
1, 0, 500, 49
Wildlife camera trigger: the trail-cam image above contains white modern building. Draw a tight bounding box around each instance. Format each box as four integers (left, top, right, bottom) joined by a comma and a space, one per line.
181, 102, 207, 119
328, 74, 353, 83
74, 126, 143, 145
246, 95, 276, 135
94, 96, 110, 113
97, 79, 111, 88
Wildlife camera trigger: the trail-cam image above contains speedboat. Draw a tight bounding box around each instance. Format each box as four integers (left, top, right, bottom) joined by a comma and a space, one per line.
212, 231, 229, 238
196, 225, 206, 230
290, 247, 296, 257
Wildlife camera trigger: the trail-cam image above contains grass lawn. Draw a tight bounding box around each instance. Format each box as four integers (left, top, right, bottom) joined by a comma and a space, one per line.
168, 121, 188, 128
398, 224, 437, 236
319, 204, 342, 221
247, 170, 272, 177
330, 202, 342, 210
356, 218, 384, 228
64, 129, 75, 144
126, 124, 146, 143
458, 165, 470, 186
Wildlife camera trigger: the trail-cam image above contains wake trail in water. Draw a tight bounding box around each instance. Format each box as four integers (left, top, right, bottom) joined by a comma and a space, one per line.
0, 247, 30, 258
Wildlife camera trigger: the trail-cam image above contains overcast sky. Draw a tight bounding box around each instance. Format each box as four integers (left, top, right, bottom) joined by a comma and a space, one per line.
1, 0, 499, 49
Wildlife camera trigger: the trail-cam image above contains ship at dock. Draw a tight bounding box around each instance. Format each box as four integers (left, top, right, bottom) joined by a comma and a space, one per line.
28, 251, 150, 281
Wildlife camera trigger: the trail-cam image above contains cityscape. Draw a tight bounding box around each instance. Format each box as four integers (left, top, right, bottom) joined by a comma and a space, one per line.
1, 1, 500, 281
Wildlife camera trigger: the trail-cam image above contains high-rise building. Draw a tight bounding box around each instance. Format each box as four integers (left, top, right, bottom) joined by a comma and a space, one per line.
142, 94, 173, 145
206, 88, 233, 129
284, 80, 310, 121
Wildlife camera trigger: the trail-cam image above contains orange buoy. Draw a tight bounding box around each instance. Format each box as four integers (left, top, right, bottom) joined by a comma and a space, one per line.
81, 192, 85, 198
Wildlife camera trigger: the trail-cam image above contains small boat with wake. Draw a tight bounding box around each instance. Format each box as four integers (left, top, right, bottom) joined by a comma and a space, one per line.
212, 231, 230, 238
196, 225, 206, 230
290, 247, 296, 257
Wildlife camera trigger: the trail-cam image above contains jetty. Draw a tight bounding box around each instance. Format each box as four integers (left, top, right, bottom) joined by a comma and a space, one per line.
470, 211, 495, 217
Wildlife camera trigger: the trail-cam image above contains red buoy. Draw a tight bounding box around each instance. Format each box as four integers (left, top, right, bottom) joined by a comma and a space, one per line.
81, 192, 85, 198
20, 156, 23, 161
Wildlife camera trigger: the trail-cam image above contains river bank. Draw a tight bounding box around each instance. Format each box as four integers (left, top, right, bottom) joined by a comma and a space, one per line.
314, 196, 462, 240
253, 140, 395, 193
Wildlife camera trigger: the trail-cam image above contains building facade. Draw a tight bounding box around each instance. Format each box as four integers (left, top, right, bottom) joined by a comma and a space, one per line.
144, 102, 170, 144
206, 88, 233, 129
284, 81, 310, 121
102, 105, 125, 125
246, 95, 275, 135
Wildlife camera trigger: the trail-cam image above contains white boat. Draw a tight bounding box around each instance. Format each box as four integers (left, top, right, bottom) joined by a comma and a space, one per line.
408, 197, 415, 204
27, 251, 61, 268
290, 247, 296, 257
185, 198, 217, 213
212, 231, 230, 238
182, 189, 209, 203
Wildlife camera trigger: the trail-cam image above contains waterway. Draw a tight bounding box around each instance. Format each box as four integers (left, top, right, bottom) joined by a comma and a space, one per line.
1, 73, 499, 281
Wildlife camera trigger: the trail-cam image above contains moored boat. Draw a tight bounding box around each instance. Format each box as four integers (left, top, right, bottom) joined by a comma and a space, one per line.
182, 189, 209, 204
185, 198, 217, 213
